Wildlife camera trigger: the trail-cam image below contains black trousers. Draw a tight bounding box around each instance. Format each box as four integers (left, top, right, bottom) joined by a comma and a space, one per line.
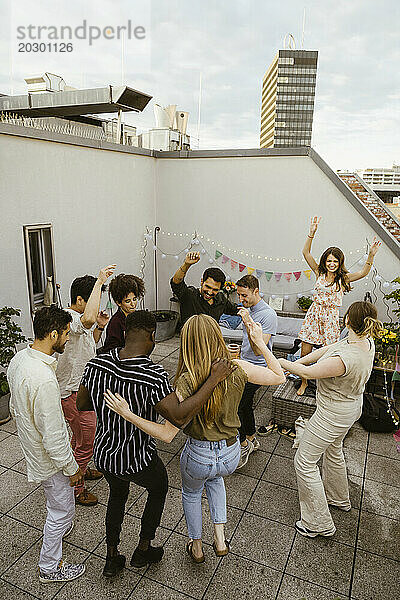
101, 453, 168, 547
238, 382, 261, 443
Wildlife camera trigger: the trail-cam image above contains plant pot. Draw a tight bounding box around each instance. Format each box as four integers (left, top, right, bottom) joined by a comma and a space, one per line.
0, 392, 11, 425
152, 310, 179, 342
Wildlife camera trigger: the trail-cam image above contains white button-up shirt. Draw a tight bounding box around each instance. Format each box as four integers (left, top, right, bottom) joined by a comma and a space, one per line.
7, 346, 78, 483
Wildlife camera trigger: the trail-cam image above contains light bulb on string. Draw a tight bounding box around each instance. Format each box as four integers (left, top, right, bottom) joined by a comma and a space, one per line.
174, 255, 179, 260
209, 258, 213, 264
161, 254, 166, 259
201, 249, 206, 254
284, 295, 289, 300
383, 281, 390, 288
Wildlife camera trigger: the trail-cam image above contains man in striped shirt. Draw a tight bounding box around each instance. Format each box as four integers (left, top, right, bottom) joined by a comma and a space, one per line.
77, 310, 235, 578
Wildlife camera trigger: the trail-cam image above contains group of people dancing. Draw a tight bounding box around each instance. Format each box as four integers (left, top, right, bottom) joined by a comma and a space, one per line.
6, 216, 383, 582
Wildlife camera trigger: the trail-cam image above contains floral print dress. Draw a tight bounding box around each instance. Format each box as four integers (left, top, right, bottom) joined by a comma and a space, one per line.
299, 275, 343, 346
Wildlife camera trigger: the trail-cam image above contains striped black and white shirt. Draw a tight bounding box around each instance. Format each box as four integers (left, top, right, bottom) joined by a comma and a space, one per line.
81, 349, 173, 475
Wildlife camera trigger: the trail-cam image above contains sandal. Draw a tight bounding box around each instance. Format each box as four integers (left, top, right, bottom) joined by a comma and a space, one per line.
186, 540, 205, 563
278, 426, 296, 441
258, 421, 278, 436
213, 539, 230, 557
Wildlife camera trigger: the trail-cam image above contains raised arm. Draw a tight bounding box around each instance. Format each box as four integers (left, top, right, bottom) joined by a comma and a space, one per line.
235, 321, 285, 386
302, 216, 320, 274
104, 390, 179, 442
155, 359, 237, 427
81, 265, 116, 330
278, 355, 345, 380
172, 252, 200, 285
347, 238, 381, 282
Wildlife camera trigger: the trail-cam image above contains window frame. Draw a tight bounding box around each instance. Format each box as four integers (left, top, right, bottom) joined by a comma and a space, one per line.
23, 223, 57, 314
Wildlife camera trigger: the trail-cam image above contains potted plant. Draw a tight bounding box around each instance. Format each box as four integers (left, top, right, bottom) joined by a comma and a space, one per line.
296, 296, 313, 312
223, 280, 237, 296
0, 307, 28, 424
151, 310, 179, 342
374, 323, 399, 369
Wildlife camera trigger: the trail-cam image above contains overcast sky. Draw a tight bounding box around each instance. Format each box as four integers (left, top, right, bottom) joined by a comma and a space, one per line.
0, 0, 399, 170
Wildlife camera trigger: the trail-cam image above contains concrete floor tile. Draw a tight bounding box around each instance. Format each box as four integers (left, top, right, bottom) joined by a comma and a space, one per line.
0, 516, 42, 577
274, 436, 297, 459
358, 511, 400, 560
133, 577, 196, 599
368, 431, 400, 460
156, 431, 185, 455
65, 503, 107, 553
348, 475, 363, 510
262, 454, 297, 489
128, 486, 183, 531
0, 469, 38, 513
365, 454, 400, 487
351, 549, 400, 600
343, 447, 366, 478
2, 540, 89, 599
286, 536, 354, 596
231, 512, 295, 570
203, 553, 281, 599
247, 481, 299, 526
8, 487, 47, 527
255, 431, 279, 454
363, 479, 400, 520
0, 434, 24, 468
224, 472, 259, 510
53, 553, 140, 600
277, 575, 348, 599
236, 449, 271, 479
0, 419, 17, 434
11, 458, 27, 475
145, 532, 219, 599
343, 427, 368, 452
0, 430, 11, 443
175, 502, 243, 545
164, 455, 183, 490
329, 507, 359, 546
0, 579, 40, 599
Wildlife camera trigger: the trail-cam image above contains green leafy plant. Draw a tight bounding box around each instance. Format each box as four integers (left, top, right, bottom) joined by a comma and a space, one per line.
0, 307, 27, 396
383, 277, 400, 317
296, 296, 313, 311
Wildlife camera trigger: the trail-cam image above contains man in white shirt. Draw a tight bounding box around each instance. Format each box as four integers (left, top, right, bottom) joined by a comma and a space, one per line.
8, 306, 85, 583
56, 265, 115, 506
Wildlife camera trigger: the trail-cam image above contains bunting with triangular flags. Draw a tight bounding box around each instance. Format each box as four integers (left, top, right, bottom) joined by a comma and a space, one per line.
215, 250, 222, 260
275, 273, 282, 282
247, 267, 255, 275
304, 270, 312, 279
231, 260, 237, 270
293, 271, 302, 281
222, 255, 229, 264
265, 272, 273, 281
284, 273, 292, 282
239, 264, 246, 272
256, 269, 264, 279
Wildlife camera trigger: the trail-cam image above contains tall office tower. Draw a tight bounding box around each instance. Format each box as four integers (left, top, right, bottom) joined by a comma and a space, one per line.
260, 49, 318, 148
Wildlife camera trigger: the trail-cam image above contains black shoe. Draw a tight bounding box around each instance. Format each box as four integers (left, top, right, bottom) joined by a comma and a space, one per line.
130, 545, 164, 568
102, 554, 126, 577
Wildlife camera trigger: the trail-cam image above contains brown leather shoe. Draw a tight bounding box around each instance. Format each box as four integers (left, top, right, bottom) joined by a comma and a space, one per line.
75, 489, 98, 506
84, 467, 103, 481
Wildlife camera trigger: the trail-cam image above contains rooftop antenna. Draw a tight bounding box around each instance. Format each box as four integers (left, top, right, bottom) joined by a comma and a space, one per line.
301, 8, 306, 48
196, 71, 202, 149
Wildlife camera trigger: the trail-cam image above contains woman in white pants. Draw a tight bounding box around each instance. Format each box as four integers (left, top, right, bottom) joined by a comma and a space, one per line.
279, 301, 382, 537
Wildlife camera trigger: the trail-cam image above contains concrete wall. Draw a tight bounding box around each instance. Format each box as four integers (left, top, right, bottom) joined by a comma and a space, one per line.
0, 133, 156, 336
155, 155, 399, 321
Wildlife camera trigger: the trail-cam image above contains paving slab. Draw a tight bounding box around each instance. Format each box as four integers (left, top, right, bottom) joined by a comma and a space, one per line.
351, 549, 400, 600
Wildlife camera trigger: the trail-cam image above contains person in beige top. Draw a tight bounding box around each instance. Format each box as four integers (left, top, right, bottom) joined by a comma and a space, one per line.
104, 314, 285, 563
279, 301, 382, 537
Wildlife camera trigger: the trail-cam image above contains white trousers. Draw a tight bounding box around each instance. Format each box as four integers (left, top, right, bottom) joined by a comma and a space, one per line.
38, 471, 75, 573
294, 401, 361, 532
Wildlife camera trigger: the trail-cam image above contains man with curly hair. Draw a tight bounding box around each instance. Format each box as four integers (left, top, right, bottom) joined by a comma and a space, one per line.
102, 274, 145, 352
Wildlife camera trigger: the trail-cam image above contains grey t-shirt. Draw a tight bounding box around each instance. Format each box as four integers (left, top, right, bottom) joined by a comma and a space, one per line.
316, 338, 375, 409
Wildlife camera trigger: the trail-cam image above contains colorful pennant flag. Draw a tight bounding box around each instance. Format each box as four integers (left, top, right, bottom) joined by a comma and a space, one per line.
222, 255, 229, 264
256, 269, 264, 279
239, 264, 246, 272
284, 273, 292, 282
275, 272, 282, 282
215, 250, 222, 260
293, 271, 302, 281
247, 267, 255, 275
231, 260, 237, 270
304, 270, 312, 279
265, 272, 273, 281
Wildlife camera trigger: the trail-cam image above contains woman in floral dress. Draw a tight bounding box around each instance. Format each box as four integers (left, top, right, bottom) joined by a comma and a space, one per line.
297, 216, 381, 395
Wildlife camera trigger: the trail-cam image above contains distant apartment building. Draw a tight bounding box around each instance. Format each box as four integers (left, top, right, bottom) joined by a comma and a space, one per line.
357, 165, 400, 204
260, 49, 318, 148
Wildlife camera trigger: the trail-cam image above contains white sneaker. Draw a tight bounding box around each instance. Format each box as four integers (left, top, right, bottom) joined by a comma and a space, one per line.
39, 561, 85, 583
251, 436, 260, 451
295, 520, 336, 538
236, 439, 254, 469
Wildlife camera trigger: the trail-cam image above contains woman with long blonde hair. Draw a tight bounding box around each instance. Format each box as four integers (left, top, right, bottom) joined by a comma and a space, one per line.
279, 301, 382, 538
104, 313, 285, 563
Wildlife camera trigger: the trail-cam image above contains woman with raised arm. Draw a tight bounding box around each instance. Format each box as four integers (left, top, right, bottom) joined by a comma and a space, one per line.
297, 216, 381, 396
104, 313, 285, 563
279, 301, 382, 538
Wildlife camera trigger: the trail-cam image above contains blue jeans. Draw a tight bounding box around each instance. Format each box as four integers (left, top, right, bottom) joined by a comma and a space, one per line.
180, 437, 241, 539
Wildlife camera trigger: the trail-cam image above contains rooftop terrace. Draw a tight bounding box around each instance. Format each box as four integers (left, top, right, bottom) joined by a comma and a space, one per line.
0, 336, 399, 600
